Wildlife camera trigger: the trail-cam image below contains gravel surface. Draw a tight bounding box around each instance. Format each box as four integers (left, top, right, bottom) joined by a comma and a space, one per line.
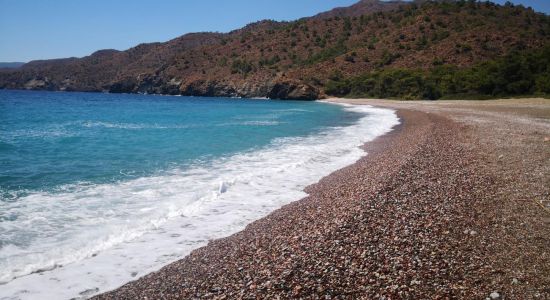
94, 100, 550, 299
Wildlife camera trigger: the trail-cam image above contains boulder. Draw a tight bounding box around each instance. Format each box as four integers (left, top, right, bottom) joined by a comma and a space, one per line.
109, 78, 138, 93
267, 80, 319, 100
24, 77, 56, 90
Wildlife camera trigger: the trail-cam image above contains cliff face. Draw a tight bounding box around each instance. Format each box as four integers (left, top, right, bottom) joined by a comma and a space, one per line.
0, 0, 548, 100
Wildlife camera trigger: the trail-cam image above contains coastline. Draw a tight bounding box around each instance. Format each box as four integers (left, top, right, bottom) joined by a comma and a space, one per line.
95, 98, 550, 299
0, 95, 400, 299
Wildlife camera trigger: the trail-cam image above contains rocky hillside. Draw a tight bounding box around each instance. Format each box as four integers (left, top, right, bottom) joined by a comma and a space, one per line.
0, 0, 548, 100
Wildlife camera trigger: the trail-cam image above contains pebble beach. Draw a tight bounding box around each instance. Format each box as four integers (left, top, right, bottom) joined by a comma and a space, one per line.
94, 99, 550, 299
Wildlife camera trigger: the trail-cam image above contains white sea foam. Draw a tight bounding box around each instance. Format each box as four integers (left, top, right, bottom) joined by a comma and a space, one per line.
80, 121, 195, 130
0, 104, 399, 300
80, 120, 283, 129
223, 120, 282, 126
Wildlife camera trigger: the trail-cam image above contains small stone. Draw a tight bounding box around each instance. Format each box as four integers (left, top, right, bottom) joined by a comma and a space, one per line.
512, 278, 519, 284
293, 285, 302, 296
470, 230, 477, 236
490, 291, 501, 299
410, 279, 421, 285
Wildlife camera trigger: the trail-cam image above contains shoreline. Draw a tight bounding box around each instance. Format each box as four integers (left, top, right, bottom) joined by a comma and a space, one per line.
94, 98, 549, 299
0, 97, 398, 299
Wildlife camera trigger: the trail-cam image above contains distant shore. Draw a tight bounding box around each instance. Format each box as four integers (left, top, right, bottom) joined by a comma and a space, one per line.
95, 98, 550, 299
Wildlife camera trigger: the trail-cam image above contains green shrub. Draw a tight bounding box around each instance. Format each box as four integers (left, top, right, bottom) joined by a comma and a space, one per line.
324, 46, 550, 100
305, 41, 348, 65
231, 59, 253, 75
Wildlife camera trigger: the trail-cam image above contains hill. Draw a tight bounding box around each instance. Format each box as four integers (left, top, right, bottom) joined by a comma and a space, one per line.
0, 62, 25, 69
0, 0, 549, 100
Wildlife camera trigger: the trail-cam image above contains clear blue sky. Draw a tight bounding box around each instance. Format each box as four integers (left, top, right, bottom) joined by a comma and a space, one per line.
0, 0, 548, 62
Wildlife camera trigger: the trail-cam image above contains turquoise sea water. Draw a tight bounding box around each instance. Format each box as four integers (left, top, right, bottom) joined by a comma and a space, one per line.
0, 90, 399, 299
0, 90, 358, 197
